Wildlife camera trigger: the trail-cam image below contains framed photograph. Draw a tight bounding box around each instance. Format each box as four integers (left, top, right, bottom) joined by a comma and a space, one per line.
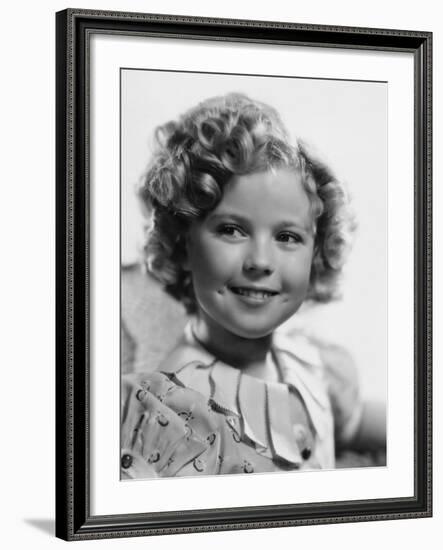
55, 9, 432, 541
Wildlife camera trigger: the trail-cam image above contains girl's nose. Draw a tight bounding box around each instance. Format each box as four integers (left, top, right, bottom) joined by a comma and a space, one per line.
243, 240, 275, 276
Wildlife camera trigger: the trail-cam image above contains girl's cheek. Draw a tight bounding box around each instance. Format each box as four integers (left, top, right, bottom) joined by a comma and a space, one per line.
207, 240, 241, 263
282, 255, 312, 283
198, 243, 233, 276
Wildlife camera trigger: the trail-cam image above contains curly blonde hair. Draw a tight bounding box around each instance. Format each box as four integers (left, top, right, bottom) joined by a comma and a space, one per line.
138, 93, 355, 314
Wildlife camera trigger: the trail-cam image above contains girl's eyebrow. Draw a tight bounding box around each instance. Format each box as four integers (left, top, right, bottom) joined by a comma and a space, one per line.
274, 219, 313, 234
207, 213, 249, 224
207, 212, 313, 234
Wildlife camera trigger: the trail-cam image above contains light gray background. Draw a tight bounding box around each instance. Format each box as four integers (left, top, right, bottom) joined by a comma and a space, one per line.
122, 69, 387, 400
3, 1, 441, 548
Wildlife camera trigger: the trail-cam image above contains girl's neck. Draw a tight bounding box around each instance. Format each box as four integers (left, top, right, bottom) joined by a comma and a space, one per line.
192, 311, 278, 381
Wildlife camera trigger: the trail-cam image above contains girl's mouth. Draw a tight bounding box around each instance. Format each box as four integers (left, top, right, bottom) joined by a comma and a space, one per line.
229, 286, 279, 302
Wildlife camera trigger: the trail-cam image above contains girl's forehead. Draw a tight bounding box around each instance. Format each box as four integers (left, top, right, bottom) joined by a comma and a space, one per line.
213, 168, 313, 228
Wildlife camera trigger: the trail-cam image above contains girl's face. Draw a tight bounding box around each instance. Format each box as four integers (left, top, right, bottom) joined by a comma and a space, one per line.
185, 168, 315, 339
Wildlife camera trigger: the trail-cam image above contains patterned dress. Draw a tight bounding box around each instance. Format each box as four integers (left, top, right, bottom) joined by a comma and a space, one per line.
121, 324, 363, 479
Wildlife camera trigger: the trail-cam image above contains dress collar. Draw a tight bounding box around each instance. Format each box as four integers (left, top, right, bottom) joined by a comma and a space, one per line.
159, 322, 332, 464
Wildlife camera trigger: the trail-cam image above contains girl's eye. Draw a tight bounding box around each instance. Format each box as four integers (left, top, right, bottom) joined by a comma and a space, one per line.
216, 224, 245, 238
276, 232, 303, 245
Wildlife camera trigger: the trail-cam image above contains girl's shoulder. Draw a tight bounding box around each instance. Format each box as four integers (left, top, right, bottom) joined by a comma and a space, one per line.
155, 322, 237, 402
273, 330, 324, 370
156, 325, 215, 375
274, 328, 357, 386
277, 328, 363, 445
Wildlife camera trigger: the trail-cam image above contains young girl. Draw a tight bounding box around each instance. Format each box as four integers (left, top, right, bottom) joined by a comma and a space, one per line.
121, 92, 386, 479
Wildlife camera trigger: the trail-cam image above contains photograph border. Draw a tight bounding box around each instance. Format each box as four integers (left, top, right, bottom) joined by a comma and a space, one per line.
55, 8, 432, 541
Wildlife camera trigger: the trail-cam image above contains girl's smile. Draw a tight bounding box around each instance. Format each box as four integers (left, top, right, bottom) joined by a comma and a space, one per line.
184, 168, 315, 344
228, 285, 279, 304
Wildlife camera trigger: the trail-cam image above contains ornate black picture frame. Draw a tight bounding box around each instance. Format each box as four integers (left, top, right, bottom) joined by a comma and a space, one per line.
55, 8, 432, 541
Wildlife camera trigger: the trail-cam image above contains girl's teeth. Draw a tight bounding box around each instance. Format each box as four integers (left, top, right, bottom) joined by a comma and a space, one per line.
234, 288, 272, 298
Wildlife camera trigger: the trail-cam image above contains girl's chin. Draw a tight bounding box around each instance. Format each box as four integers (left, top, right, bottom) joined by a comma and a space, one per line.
223, 321, 278, 340
222, 310, 297, 339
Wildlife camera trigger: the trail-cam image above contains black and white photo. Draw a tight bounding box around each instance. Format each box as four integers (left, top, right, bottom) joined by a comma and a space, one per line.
120, 71, 387, 479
